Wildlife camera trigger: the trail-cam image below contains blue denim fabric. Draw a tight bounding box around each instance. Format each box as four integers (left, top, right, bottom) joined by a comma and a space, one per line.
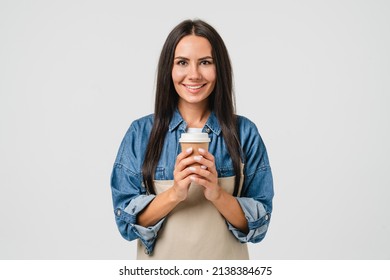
110, 109, 274, 255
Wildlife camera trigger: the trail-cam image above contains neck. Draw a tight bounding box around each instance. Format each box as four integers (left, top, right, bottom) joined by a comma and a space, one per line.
178, 101, 210, 128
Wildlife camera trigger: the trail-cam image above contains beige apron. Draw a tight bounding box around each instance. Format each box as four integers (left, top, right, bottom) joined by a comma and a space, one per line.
137, 174, 249, 260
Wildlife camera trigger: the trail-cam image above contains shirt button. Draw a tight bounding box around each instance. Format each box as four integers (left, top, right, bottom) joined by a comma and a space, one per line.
116, 209, 121, 216
205, 127, 211, 133
144, 248, 150, 255
264, 214, 269, 221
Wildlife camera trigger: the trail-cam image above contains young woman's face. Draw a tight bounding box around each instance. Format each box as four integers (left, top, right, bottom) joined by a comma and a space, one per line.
172, 35, 216, 108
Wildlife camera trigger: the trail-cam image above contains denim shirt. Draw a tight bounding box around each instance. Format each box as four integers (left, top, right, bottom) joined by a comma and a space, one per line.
110, 110, 274, 255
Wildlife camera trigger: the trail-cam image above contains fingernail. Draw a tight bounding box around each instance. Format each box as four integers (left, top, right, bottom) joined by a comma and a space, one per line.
198, 148, 206, 153
186, 147, 193, 154
189, 166, 196, 172
194, 156, 202, 161
200, 165, 207, 170
190, 176, 196, 181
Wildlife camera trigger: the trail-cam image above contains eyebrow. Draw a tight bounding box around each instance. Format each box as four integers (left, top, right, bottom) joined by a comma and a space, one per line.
174, 56, 214, 61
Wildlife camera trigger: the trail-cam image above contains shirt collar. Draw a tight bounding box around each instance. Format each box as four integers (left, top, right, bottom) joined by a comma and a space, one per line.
168, 108, 221, 135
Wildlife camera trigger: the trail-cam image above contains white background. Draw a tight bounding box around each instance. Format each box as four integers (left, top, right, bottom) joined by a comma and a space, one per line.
1, 0, 389, 259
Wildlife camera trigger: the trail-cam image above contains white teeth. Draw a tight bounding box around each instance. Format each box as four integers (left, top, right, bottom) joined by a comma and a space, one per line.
186, 85, 203, 89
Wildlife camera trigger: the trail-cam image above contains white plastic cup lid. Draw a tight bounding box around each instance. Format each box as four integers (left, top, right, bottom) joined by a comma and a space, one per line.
179, 132, 210, 143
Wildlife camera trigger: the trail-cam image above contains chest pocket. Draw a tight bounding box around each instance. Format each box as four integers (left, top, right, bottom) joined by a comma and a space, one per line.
217, 163, 245, 197
154, 167, 166, 180
217, 167, 235, 177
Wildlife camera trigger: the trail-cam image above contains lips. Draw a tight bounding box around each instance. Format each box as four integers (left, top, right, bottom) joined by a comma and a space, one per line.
184, 84, 205, 90
183, 84, 206, 94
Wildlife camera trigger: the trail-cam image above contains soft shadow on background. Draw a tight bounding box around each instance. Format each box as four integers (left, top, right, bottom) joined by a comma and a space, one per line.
1, 0, 389, 259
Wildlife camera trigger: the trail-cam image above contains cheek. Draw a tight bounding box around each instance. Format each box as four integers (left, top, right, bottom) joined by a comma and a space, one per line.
172, 67, 185, 82
204, 68, 216, 83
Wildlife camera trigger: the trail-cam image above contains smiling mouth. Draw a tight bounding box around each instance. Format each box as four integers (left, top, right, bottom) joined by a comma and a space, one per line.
184, 84, 205, 90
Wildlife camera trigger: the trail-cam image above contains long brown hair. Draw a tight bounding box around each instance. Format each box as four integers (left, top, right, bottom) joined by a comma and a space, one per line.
142, 19, 242, 196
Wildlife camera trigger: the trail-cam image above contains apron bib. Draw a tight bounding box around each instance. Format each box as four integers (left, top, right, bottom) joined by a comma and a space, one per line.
137, 175, 248, 260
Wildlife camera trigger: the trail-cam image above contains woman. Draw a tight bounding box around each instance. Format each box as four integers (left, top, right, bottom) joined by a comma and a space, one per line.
111, 19, 274, 260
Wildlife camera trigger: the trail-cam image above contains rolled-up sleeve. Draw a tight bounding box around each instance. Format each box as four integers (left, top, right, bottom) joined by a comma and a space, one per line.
110, 120, 166, 254
228, 117, 274, 243
111, 163, 165, 254
228, 196, 271, 243
227, 166, 273, 243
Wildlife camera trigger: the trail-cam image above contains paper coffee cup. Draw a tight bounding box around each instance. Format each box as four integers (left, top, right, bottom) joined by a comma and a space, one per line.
179, 133, 210, 165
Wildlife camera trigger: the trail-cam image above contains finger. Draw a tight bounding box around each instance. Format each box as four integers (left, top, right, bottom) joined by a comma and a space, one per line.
174, 160, 204, 180
174, 147, 194, 171
176, 147, 193, 163
190, 175, 210, 188
200, 165, 208, 170
189, 166, 212, 179
176, 156, 199, 172
178, 176, 193, 187
197, 148, 215, 162
193, 155, 217, 174
174, 172, 194, 193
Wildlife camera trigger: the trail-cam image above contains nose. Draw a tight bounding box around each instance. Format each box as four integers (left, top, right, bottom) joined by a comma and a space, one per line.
188, 63, 202, 80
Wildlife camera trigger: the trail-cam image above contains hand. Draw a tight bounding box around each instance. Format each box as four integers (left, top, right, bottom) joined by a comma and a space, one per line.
188, 148, 222, 202
172, 147, 198, 202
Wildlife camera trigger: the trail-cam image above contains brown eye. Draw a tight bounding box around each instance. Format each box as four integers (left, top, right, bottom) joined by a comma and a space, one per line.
177, 60, 187, 66
200, 60, 213, 65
